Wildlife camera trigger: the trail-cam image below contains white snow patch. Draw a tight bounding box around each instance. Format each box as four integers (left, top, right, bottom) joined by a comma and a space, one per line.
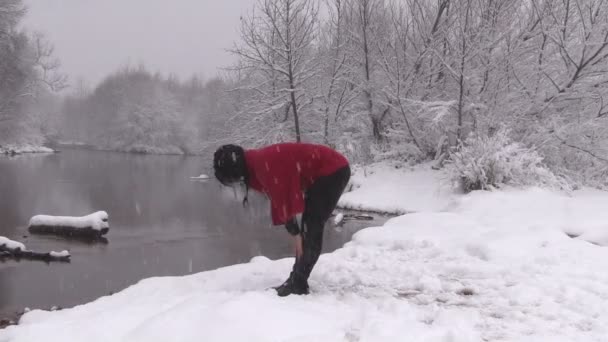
453, 187, 608, 246
190, 174, 210, 180
416, 274, 443, 293
333, 212, 344, 225
49, 250, 70, 258
29, 211, 109, 231
339, 162, 457, 214
0, 236, 26, 251
250, 256, 271, 264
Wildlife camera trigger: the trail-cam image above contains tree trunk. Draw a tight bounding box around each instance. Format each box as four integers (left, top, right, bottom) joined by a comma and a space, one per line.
285, 0, 301, 143
456, 0, 471, 141
290, 88, 301, 142
371, 116, 382, 141
361, 0, 381, 141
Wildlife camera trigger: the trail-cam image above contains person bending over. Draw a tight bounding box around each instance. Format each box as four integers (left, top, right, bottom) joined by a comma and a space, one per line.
213, 142, 350, 296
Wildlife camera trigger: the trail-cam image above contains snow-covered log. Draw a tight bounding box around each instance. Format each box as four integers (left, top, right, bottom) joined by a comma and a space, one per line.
0, 236, 70, 262
0, 236, 25, 251
28, 211, 109, 238
331, 212, 375, 227
190, 174, 210, 181
333, 212, 344, 226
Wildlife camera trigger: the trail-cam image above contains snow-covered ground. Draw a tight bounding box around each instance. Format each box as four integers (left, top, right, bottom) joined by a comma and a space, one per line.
2, 163, 608, 341
339, 162, 456, 214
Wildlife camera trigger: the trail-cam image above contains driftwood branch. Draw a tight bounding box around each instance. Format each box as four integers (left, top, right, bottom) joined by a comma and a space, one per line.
0, 245, 70, 263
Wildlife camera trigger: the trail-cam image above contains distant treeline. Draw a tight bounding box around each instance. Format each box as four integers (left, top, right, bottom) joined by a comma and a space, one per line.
60, 67, 234, 155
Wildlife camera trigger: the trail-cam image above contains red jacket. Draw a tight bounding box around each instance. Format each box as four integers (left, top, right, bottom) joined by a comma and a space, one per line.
245, 143, 349, 225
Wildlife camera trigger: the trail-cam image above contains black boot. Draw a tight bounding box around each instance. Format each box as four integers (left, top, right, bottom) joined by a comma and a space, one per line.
273, 272, 309, 297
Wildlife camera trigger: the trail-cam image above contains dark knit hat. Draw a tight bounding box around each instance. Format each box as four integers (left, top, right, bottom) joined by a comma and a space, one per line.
213, 144, 247, 186
213, 144, 250, 206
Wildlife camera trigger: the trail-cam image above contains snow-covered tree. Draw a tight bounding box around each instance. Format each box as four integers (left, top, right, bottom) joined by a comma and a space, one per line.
343, 0, 390, 142
510, 0, 608, 185
230, 0, 320, 144
0, 0, 66, 146
68, 67, 199, 154
316, 0, 358, 147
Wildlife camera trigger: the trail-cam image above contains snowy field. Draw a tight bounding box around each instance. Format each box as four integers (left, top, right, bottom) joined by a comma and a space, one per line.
1, 164, 608, 341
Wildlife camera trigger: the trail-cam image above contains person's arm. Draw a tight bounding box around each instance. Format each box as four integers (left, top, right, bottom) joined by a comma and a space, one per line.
285, 216, 304, 258
264, 165, 305, 257
269, 173, 305, 226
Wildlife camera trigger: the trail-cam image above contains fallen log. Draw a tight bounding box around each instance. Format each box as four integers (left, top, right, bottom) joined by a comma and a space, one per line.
341, 213, 375, 221
347, 214, 374, 221
190, 174, 210, 181
28, 211, 109, 238
0, 237, 70, 263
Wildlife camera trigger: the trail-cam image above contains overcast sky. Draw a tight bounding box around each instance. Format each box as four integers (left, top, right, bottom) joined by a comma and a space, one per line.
23, 0, 255, 88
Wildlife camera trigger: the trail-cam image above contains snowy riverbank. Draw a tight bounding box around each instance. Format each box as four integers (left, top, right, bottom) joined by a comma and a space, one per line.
339, 162, 457, 214
0, 144, 54, 155
2, 163, 608, 341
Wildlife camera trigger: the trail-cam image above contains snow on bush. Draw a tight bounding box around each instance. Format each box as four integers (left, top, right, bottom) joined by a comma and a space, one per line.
449, 129, 570, 193
370, 137, 425, 164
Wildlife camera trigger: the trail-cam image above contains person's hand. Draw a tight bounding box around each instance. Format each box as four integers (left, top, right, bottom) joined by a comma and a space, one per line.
285, 218, 300, 235
294, 234, 303, 259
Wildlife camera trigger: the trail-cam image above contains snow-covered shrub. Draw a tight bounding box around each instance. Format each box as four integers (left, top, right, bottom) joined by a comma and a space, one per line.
334, 129, 374, 164
370, 141, 424, 165
449, 129, 570, 193
524, 122, 608, 190
370, 125, 426, 164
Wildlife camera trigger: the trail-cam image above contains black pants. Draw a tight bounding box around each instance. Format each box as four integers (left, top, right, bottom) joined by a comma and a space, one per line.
290, 165, 351, 285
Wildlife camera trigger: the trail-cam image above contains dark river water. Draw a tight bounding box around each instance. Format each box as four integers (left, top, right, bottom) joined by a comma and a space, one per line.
0, 148, 384, 318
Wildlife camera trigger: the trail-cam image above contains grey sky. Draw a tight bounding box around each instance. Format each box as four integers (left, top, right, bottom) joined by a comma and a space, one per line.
23, 0, 255, 88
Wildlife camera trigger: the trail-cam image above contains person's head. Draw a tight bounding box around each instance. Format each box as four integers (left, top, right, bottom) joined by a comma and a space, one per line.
213, 144, 247, 187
